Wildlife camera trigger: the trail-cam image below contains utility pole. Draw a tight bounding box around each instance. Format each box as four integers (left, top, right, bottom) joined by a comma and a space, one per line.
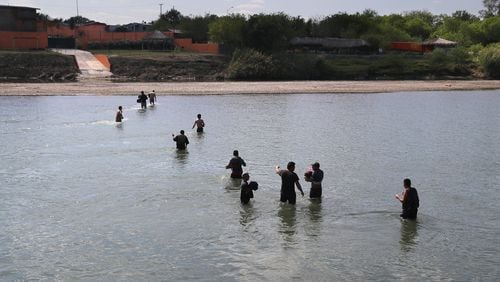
76, 0, 79, 17
159, 3, 163, 17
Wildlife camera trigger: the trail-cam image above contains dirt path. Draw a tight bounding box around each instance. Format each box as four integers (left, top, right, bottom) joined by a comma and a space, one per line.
1, 80, 499, 96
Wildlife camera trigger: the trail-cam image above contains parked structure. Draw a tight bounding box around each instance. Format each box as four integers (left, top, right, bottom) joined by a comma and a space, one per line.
290, 37, 374, 54
390, 38, 457, 53
0, 5, 48, 49
0, 4, 219, 54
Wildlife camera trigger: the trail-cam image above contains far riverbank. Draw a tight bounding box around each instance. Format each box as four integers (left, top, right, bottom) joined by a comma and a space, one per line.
0, 80, 499, 96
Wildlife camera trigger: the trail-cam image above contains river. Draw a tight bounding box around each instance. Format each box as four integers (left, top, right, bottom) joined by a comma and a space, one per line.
1, 91, 499, 280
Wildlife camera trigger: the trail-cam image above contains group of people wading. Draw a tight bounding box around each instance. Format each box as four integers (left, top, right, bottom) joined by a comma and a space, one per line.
224, 149, 325, 206
116, 94, 420, 220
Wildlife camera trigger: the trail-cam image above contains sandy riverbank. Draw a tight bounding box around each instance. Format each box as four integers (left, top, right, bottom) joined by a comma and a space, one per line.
0, 80, 499, 96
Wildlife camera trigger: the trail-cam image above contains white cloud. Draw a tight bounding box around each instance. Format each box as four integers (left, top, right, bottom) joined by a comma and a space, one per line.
236, 0, 265, 14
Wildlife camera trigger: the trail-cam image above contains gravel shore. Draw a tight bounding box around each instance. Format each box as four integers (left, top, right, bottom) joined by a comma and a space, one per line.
1, 80, 499, 96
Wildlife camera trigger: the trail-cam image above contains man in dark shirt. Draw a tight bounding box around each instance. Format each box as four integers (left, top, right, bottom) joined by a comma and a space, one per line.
172, 130, 189, 150
138, 91, 148, 110
276, 161, 304, 205
395, 178, 420, 219
226, 150, 246, 179
304, 162, 324, 199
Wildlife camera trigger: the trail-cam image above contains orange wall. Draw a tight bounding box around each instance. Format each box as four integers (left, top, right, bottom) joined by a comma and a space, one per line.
174, 38, 219, 54
0, 31, 48, 49
390, 42, 433, 52
47, 24, 74, 37
2, 23, 219, 53
94, 54, 110, 70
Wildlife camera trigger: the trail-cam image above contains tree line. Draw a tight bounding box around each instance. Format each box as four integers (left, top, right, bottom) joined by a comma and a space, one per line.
151, 7, 500, 54
40, 1, 500, 54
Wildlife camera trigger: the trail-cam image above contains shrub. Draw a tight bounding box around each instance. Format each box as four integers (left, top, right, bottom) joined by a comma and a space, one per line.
226, 48, 275, 80
479, 43, 500, 79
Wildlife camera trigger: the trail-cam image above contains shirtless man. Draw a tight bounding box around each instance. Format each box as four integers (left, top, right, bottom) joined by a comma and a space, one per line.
192, 114, 205, 133
115, 106, 123, 122
148, 90, 156, 105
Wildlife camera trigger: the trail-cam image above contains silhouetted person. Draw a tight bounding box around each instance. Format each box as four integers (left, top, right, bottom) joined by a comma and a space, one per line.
240, 173, 258, 204
137, 91, 148, 109
172, 130, 189, 150
304, 162, 324, 199
192, 114, 205, 133
115, 106, 123, 122
276, 162, 304, 205
395, 178, 420, 220
226, 150, 246, 179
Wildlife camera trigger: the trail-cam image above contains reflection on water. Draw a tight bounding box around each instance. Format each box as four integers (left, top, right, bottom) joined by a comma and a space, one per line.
278, 204, 297, 241
400, 219, 418, 252
308, 199, 322, 222
239, 203, 255, 228
174, 150, 189, 164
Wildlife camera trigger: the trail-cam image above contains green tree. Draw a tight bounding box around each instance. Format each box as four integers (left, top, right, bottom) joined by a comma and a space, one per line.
243, 13, 294, 53
180, 14, 218, 42
481, 0, 500, 17
208, 14, 246, 53
481, 16, 500, 44
162, 8, 182, 33
64, 16, 91, 28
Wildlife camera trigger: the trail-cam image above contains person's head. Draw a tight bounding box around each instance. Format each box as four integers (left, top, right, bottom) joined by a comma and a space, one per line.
287, 161, 296, 172
233, 150, 239, 157
312, 162, 320, 170
141, 91, 144, 94
197, 114, 201, 119
152, 90, 155, 93
118, 106, 122, 111
180, 130, 185, 135
403, 178, 411, 188
242, 173, 249, 181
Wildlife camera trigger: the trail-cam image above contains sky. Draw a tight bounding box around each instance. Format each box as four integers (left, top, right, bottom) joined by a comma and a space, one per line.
2, 0, 486, 24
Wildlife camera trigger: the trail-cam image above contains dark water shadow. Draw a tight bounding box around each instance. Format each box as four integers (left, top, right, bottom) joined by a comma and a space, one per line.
400, 219, 419, 253
224, 177, 242, 190
239, 203, 256, 229
278, 203, 297, 243
174, 150, 189, 165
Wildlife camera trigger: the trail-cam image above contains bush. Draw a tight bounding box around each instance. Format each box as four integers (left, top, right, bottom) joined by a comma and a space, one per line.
226, 49, 275, 80
479, 43, 500, 79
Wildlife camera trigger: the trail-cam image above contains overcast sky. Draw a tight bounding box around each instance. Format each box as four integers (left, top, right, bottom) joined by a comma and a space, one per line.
3, 0, 485, 24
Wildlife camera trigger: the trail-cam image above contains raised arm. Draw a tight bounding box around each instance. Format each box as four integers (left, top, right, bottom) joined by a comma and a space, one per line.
275, 166, 281, 175
395, 190, 406, 203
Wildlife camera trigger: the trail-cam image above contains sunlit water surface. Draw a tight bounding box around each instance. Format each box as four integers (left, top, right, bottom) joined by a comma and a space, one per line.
1, 91, 499, 280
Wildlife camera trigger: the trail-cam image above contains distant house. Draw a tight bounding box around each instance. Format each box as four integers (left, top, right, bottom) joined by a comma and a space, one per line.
0, 5, 39, 32
109, 22, 151, 32
290, 37, 373, 53
142, 30, 174, 50
0, 5, 48, 49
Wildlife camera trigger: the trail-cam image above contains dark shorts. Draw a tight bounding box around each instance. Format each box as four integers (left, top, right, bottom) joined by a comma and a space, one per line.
231, 172, 242, 179
401, 210, 418, 220
280, 192, 296, 205
310, 187, 322, 198
196, 127, 203, 133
